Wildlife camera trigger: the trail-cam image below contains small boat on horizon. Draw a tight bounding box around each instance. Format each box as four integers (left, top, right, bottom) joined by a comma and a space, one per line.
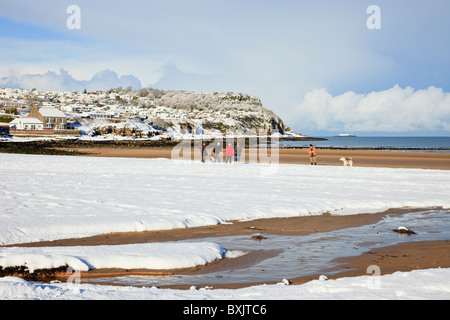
336, 133, 356, 137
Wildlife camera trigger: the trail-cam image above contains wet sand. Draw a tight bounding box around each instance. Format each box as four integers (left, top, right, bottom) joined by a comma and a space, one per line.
326, 240, 450, 281
61, 146, 450, 170
11, 207, 450, 289
14, 208, 422, 248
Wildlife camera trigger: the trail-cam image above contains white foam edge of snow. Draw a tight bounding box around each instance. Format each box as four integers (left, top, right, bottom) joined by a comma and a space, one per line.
0, 242, 241, 272
1, 267, 450, 300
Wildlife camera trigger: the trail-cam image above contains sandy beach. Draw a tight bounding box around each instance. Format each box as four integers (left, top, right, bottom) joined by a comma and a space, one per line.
3, 144, 450, 289
62, 146, 450, 170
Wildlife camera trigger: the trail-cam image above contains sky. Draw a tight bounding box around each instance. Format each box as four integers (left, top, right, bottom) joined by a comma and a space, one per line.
0, 0, 449, 136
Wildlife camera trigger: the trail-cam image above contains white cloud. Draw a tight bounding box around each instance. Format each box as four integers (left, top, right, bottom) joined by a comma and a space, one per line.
297, 85, 450, 133
0, 68, 142, 92
0, 36, 164, 88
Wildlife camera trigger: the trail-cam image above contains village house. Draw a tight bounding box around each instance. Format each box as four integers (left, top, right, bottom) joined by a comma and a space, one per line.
85, 111, 114, 120
10, 117, 44, 130
28, 105, 68, 129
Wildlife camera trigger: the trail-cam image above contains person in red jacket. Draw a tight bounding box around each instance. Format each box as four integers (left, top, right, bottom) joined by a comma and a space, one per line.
226, 143, 234, 163
307, 144, 317, 165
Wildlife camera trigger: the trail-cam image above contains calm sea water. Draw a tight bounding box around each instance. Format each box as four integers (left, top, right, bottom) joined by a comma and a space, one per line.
280, 136, 450, 152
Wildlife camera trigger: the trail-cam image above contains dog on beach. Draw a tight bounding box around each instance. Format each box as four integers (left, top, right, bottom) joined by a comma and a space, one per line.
340, 157, 353, 166
209, 151, 216, 162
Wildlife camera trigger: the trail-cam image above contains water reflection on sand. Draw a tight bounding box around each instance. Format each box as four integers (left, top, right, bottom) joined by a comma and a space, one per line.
87, 208, 450, 287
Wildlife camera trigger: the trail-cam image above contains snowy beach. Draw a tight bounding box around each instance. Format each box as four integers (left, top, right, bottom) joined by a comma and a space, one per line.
2, 268, 450, 300
1, 152, 450, 300
2, 153, 450, 245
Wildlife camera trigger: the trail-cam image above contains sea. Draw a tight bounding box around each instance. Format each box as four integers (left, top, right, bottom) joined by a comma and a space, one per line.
279, 136, 450, 153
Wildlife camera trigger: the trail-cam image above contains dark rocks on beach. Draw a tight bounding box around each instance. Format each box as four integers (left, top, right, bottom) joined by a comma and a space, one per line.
0, 138, 181, 156
251, 234, 268, 241
0, 265, 69, 282
392, 227, 417, 235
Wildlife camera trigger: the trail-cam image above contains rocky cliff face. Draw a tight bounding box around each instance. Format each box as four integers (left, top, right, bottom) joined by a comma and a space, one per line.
148, 90, 286, 135
90, 123, 146, 138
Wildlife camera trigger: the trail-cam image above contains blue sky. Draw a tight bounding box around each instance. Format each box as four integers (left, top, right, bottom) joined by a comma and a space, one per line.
0, 0, 449, 136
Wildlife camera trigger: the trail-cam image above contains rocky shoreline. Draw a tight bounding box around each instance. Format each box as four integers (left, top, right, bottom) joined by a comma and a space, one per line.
0, 136, 327, 156
0, 139, 179, 156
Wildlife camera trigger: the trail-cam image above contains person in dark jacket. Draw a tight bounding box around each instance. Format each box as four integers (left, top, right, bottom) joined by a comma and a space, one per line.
235, 143, 242, 163
214, 142, 222, 162
201, 143, 207, 162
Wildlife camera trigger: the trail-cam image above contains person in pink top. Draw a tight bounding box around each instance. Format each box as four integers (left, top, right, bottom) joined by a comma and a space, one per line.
226, 143, 234, 163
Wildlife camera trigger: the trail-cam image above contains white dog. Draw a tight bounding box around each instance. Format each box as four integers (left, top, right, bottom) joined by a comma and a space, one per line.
340, 157, 353, 166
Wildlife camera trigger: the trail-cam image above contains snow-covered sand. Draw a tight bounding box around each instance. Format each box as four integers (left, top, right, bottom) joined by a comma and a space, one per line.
1, 153, 450, 300
0, 242, 235, 272
1, 153, 450, 245
1, 268, 450, 300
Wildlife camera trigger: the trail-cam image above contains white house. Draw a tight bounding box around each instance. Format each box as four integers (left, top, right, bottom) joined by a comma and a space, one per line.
10, 117, 44, 130
87, 111, 114, 120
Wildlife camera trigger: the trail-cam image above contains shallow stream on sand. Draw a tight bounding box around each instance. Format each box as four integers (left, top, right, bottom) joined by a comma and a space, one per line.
87, 208, 450, 287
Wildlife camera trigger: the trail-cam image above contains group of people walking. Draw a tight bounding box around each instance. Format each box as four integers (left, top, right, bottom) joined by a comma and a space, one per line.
202, 142, 317, 165
201, 142, 243, 163
200, 142, 318, 165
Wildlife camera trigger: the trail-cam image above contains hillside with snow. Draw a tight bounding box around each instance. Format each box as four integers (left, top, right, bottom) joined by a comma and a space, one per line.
1, 87, 296, 140
78, 90, 289, 139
